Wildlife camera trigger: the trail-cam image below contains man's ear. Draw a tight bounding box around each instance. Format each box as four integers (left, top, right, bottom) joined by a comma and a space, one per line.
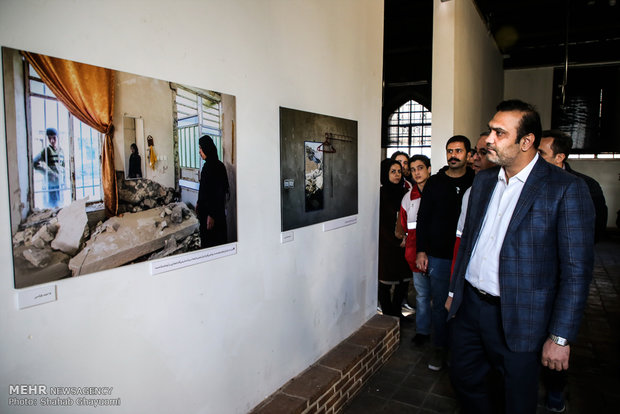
520, 133, 535, 152
555, 152, 566, 165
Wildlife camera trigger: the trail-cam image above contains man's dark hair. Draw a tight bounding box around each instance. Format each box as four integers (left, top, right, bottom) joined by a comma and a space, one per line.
480, 131, 490, 138
46, 127, 58, 137
542, 129, 573, 157
496, 99, 542, 148
410, 154, 430, 168
391, 151, 409, 161
446, 135, 471, 153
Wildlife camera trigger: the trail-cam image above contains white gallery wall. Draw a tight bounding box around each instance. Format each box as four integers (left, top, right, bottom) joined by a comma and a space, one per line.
571, 160, 620, 228
504, 68, 554, 130
0, 1, 383, 413
431, 0, 503, 170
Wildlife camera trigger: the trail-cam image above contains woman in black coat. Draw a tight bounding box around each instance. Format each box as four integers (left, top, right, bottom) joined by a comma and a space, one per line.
128, 143, 142, 178
197, 135, 229, 248
378, 158, 410, 317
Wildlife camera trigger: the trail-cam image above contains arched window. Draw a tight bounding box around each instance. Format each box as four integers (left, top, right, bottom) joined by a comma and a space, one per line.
386, 100, 431, 158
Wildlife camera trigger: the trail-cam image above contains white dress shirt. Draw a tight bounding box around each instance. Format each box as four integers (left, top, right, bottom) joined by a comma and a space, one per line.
456, 187, 471, 238
465, 154, 539, 296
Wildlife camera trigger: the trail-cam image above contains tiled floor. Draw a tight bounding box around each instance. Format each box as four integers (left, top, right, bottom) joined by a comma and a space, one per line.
344, 231, 620, 413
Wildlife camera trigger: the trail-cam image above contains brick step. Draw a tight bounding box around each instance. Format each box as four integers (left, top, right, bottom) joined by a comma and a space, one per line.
250, 314, 400, 414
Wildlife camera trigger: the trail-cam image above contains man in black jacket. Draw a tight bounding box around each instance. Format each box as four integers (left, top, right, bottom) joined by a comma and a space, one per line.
537, 129, 607, 412
538, 130, 607, 242
416, 135, 475, 371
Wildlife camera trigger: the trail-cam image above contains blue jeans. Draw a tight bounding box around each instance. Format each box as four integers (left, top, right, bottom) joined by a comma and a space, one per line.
413, 271, 431, 335
428, 256, 451, 348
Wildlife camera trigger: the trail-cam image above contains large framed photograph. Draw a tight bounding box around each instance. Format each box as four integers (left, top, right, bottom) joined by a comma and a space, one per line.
280, 107, 358, 231
3, 46, 237, 288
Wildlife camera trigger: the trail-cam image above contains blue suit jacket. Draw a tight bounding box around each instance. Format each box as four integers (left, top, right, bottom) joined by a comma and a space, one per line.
448, 157, 595, 352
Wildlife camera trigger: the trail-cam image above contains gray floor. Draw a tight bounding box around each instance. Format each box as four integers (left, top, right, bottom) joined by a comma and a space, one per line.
344, 232, 620, 413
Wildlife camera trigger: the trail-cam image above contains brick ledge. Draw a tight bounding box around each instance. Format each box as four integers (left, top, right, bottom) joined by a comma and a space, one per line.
249, 314, 400, 414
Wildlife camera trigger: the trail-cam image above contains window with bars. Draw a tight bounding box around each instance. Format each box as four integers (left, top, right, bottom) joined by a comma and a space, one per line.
386, 100, 432, 158
27, 64, 102, 210
175, 86, 222, 170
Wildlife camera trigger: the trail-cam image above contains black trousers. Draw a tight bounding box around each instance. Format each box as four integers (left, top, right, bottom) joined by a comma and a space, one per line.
450, 282, 540, 414
378, 281, 408, 317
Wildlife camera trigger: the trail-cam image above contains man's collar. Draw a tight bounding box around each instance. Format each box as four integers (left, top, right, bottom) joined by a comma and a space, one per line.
563, 161, 572, 172
498, 153, 539, 184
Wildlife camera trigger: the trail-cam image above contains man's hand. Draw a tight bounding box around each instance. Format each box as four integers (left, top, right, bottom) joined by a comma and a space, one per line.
541, 337, 570, 371
445, 296, 453, 312
207, 216, 215, 230
416, 252, 428, 273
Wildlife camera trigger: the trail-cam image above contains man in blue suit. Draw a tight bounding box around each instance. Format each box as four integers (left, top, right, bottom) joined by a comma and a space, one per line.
446, 100, 595, 414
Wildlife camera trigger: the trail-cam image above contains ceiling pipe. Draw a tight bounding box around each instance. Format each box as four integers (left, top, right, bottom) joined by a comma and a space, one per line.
561, 0, 571, 106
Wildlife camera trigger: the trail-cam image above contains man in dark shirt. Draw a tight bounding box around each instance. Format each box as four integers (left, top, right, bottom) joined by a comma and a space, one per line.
538, 130, 607, 242
538, 129, 607, 412
416, 135, 475, 370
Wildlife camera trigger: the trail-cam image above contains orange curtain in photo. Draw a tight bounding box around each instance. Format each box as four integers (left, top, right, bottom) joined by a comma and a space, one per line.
23, 52, 118, 217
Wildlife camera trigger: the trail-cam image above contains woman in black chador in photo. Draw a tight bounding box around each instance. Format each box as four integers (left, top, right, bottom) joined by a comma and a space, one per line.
128, 143, 142, 178
197, 135, 229, 248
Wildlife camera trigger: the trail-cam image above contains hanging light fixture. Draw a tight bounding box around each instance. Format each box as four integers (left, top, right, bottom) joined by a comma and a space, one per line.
561, 0, 571, 107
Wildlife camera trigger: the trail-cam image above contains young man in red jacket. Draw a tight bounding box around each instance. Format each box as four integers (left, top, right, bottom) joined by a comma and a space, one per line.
399, 154, 431, 345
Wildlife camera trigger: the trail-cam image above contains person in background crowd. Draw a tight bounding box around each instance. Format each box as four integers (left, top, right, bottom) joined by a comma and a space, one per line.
398, 154, 432, 345
416, 135, 474, 370
449, 131, 496, 276
466, 147, 476, 169
538, 129, 607, 242
537, 129, 607, 412
378, 159, 411, 320
391, 151, 412, 189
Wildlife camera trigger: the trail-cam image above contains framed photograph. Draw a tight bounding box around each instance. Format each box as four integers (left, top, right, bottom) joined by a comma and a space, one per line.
280, 107, 358, 231
2, 46, 237, 288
